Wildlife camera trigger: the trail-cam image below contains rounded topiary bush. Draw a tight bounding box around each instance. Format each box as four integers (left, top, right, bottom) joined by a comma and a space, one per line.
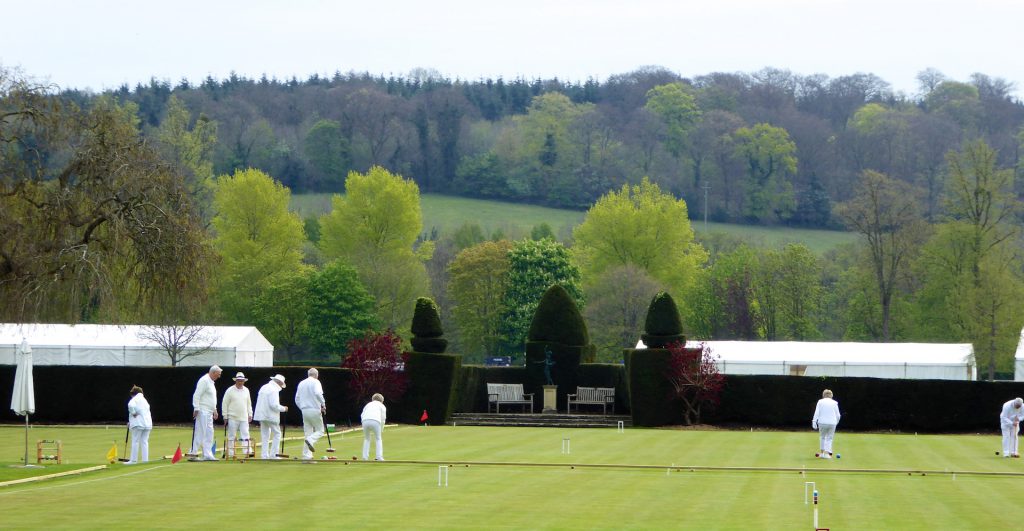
410, 297, 448, 353
641, 291, 685, 348
527, 284, 589, 346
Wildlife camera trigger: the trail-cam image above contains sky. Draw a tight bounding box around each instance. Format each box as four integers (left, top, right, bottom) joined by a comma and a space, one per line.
3, 0, 1023, 97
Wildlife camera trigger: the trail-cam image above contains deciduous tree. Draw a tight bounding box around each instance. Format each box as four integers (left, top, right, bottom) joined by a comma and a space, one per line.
448, 240, 514, 361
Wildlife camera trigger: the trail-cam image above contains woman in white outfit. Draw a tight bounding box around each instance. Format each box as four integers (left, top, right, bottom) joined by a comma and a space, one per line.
812, 389, 841, 459
126, 385, 153, 464
361, 393, 387, 461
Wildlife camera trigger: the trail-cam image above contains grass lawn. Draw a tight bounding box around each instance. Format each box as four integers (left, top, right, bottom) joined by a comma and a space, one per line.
290, 193, 857, 255
2, 424, 1020, 529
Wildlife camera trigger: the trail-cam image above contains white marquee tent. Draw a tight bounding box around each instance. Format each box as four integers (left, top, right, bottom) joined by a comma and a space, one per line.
0, 324, 274, 367
636, 340, 976, 380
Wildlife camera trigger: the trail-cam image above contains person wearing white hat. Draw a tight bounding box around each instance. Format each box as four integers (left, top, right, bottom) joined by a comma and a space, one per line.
221, 372, 253, 458
126, 385, 152, 464
254, 374, 288, 459
191, 365, 222, 460
295, 368, 327, 460
999, 397, 1024, 458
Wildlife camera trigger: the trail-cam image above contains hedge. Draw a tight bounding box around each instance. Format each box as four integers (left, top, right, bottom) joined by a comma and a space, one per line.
394, 352, 461, 424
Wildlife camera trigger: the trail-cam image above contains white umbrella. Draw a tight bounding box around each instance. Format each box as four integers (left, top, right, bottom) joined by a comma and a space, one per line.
10, 339, 37, 467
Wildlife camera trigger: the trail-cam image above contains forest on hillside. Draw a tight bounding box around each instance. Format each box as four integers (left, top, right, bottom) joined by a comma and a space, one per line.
75, 66, 1024, 228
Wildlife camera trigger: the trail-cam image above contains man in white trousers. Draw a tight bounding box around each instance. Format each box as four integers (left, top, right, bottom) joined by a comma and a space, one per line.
361, 393, 387, 461
999, 397, 1024, 458
191, 365, 222, 460
295, 368, 327, 460
221, 372, 253, 458
126, 385, 152, 464
254, 374, 288, 459
812, 389, 841, 459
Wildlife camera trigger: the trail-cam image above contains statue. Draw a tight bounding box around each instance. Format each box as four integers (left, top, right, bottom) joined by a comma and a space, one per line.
535, 346, 555, 386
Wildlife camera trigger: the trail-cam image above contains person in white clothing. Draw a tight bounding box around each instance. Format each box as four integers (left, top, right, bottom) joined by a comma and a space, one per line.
295, 368, 327, 460
126, 385, 153, 464
191, 365, 222, 461
221, 372, 253, 458
253, 374, 288, 459
999, 397, 1024, 458
812, 389, 841, 459
361, 393, 387, 461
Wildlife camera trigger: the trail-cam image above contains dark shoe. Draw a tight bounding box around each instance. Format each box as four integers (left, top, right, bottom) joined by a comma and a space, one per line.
305, 439, 315, 452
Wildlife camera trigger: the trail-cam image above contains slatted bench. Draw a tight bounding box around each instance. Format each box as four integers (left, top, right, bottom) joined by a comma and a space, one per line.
567, 387, 616, 414
487, 383, 534, 413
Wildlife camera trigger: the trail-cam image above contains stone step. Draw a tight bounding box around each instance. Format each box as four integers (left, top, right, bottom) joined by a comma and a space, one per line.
450, 412, 632, 429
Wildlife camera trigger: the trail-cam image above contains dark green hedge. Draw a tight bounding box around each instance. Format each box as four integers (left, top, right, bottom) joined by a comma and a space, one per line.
641, 292, 685, 348
0, 365, 358, 427
410, 337, 449, 354
708, 375, 1024, 433
527, 284, 589, 346
393, 352, 461, 424
411, 297, 445, 339
625, 348, 680, 426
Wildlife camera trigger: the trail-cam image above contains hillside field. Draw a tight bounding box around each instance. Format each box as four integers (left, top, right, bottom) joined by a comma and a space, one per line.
291, 193, 857, 255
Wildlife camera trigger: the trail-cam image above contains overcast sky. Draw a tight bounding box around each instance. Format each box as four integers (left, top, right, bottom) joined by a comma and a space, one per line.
3, 0, 1022, 97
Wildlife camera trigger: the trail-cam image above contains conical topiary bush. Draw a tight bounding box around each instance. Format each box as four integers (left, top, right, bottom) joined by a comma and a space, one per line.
527, 284, 589, 346
641, 291, 685, 348
410, 297, 448, 353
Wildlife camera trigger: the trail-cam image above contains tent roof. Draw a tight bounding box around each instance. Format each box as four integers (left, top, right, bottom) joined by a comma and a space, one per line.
0, 323, 273, 351
638, 340, 974, 366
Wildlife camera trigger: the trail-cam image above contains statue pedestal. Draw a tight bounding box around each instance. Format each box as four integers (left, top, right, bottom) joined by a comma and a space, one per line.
542, 385, 558, 413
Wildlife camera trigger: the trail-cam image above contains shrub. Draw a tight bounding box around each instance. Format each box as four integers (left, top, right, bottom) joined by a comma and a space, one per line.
666, 341, 723, 425
527, 284, 589, 346
341, 330, 409, 403
410, 297, 448, 353
641, 291, 685, 347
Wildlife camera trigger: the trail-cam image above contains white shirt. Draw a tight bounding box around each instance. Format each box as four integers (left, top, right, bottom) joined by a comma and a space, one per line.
254, 381, 286, 423
813, 397, 841, 426
222, 385, 253, 421
192, 373, 218, 413
295, 377, 326, 411
361, 400, 387, 424
1000, 400, 1024, 425
128, 393, 153, 429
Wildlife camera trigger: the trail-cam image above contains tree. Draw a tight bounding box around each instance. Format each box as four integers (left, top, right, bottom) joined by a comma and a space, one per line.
448, 240, 514, 361
319, 166, 432, 331
666, 341, 724, 425
341, 330, 409, 403
1, 72, 211, 323
775, 243, 823, 340
154, 95, 218, 222
252, 267, 313, 362
211, 168, 306, 323
645, 82, 701, 163
137, 324, 218, 367
306, 260, 379, 359
835, 170, 930, 339
572, 177, 707, 295
733, 123, 798, 223
303, 118, 349, 191
584, 265, 664, 361
499, 238, 583, 353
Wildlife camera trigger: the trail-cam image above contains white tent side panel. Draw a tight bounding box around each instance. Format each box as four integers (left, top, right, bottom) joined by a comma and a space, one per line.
1014, 327, 1024, 381
637, 339, 976, 380
0, 324, 274, 367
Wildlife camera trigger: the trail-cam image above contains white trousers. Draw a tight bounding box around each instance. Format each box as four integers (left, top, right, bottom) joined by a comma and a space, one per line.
192, 410, 215, 460
129, 427, 151, 463
260, 421, 282, 459
226, 419, 251, 457
818, 423, 837, 454
301, 408, 325, 459
1001, 421, 1019, 456
362, 419, 383, 460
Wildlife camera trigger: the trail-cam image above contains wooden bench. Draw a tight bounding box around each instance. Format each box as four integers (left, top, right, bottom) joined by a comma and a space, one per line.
567, 387, 615, 414
487, 383, 534, 413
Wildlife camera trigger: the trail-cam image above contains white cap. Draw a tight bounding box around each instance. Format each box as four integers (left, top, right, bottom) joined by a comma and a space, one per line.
271, 374, 286, 388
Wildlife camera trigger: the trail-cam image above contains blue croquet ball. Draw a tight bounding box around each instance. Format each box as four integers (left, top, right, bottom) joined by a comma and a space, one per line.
836, 454, 841, 459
